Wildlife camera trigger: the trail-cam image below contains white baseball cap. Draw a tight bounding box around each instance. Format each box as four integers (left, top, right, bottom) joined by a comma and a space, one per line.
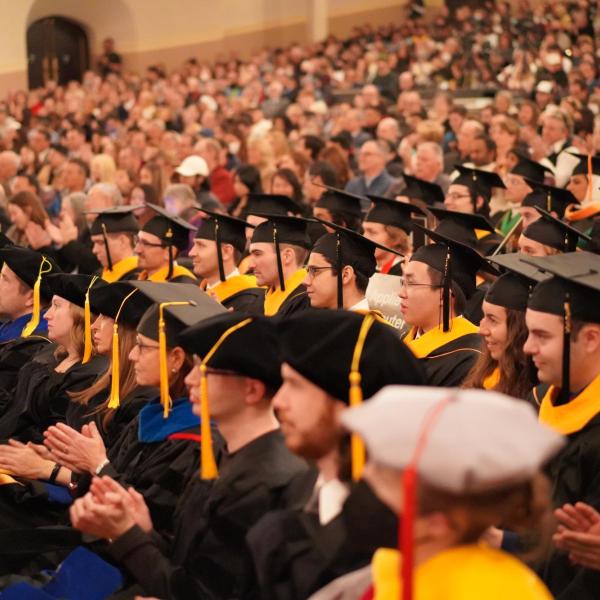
175, 155, 209, 177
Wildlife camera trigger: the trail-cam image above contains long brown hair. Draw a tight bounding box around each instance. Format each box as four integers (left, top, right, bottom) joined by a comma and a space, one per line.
69, 325, 139, 431
462, 308, 534, 399
9, 191, 48, 227
54, 304, 86, 361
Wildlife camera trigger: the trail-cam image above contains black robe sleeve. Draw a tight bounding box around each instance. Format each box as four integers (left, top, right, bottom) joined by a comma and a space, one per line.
56, 231, 101, 275
223, 288, 266, 315
276, 285, 311, 317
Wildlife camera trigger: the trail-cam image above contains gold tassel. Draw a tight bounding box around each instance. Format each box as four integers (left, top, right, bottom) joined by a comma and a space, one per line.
200, 363, 218, 479
348, 313, 376, 481
107, 289, 138, 410
158, 301, 193, 418
108, 323, 120, 408
82, 275, 99, 364
22, 256, 53, 338
199, 317, 252, 479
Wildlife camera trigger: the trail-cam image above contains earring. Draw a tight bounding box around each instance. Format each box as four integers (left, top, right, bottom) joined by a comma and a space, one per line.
171, 368, 177, 373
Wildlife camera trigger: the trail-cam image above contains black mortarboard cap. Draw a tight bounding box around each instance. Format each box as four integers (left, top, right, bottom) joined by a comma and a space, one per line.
42, 273, 104, 309
142, 203, 196, 251
178, 313, 282, 390
428, 206, 496, 249
89, 206, 140, 236
244, 193, 303, 217
250, 214, 312, 291
522, 181, 578, 217
522, 207, 591, 252
194, 209, 253, 281
510, 152, 554, 183
89, 281, 154, 327
278, 309, 426, 403
315, 186, 363, 219
134, 282, 226, 346
0, 247, 61, 292
452, 165, 506, 203
89, 206, 141, 272
364, 195, 425, 234
400, 174, 445, 205
411, 225, 498, 331
568, 152, 600, 177
311, 218, 401, 308
485, 253, 547, 312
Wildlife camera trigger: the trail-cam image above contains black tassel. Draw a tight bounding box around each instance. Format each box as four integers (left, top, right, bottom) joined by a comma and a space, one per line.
101, 223, 113, 271
442, 249, 451, 332
336, 233, 343, 309
215, 220, 226, 282
559, 294, 571, 405
274, 224, 285, 291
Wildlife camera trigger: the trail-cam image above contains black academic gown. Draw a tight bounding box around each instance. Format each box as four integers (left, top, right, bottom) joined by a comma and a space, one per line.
247, 468, 374, 600
402, 322, 481, 387
530, 384, 600, 599
0, 386, 158, 575
0, 335, 52, 415
273, 284, 311, 318
0, 348, 108, 444
108, 429, 307, 599
222, 287, 266, 314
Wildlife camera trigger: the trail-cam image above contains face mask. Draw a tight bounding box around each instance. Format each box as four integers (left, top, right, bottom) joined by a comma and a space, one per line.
341, 479, 398, 554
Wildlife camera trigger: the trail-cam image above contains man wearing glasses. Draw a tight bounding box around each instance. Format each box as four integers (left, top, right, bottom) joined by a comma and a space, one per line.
400, 228, 487, 386
134, 203, 197, 284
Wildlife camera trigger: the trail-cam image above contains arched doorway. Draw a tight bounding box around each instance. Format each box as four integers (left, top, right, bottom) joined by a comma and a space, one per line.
27, 16, 89, 89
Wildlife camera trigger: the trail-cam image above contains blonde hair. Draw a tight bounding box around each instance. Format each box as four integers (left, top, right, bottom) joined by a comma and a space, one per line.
91, 154, 117, 184
416, 120, 445, 143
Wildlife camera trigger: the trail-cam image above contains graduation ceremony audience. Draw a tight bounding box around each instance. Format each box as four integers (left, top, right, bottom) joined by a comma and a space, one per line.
0, 1, 600, 598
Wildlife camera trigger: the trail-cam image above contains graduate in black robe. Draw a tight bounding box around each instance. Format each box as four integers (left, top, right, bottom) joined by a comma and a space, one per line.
520, 253, 600, 598
72, 313, 307, 599
401, 227, 491, 386
190, 209, 265, 315
248, 214, 313, 317
87, 206, 141, 283
247, 310, 426, 599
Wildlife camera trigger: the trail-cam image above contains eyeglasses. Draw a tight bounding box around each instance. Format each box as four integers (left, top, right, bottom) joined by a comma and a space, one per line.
134, 235, 165, 249
445, 193, 472, 201
305, 265, 334, 278
400, 277, 442, 290
135, 337, 160, 352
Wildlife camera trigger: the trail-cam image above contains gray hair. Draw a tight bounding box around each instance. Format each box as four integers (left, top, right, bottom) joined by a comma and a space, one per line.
417, 141, 444, 167
89, 182, 122, 206
164, 183, 197, 206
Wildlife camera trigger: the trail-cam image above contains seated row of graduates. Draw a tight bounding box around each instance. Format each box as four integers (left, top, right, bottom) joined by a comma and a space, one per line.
0, 247, 598, 599
0, 248, 559, 600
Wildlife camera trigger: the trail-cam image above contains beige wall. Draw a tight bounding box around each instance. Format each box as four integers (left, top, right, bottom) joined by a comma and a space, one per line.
0, 0, 407, 94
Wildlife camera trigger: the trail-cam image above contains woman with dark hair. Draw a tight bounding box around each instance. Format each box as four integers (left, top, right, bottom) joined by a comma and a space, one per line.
462, 256, 540, 399
270, 168, 304, 207
130, 183, 161, 227
6, 191, 49, 247
229, 164, 263, 217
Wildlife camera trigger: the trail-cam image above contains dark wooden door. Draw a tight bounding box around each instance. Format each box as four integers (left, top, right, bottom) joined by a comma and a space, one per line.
27, 17, 89, 89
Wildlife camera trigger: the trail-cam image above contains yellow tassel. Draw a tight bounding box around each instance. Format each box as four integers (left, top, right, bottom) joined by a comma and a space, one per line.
198, 317, 253, 480
348, 313, 376, 481
159, 313, 171, 419
200, 363, 218, 479
107, 324, 120, 409
22, 256, 53, 338
157, 301, 193, 418
82, 275, 99, 364
107, 289, 138, 410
